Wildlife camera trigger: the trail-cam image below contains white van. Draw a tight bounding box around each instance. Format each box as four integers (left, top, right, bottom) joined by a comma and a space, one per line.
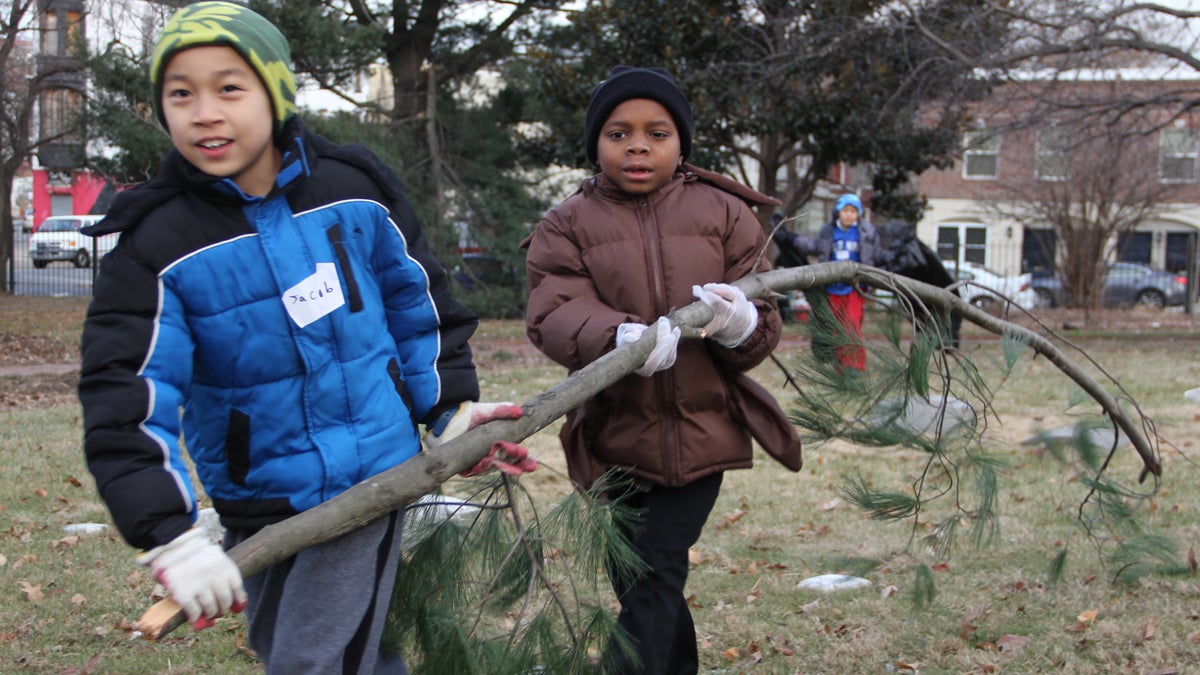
29, 215, 113, 269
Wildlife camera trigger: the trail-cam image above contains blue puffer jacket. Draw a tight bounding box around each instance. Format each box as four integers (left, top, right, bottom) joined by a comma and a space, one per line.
79, 119, 480, 550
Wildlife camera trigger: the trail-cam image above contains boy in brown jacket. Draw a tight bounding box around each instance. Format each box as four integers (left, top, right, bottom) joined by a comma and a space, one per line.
523, 66, 800, 674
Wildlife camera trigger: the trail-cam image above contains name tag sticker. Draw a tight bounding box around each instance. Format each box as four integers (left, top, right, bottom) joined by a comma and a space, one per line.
282, 262, 345, 328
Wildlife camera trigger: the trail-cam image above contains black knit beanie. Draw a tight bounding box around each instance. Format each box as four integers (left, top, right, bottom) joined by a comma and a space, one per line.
584, 66, 693, 165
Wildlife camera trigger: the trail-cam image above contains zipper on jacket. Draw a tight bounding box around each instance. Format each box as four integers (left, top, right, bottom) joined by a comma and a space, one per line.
638, 198, 681, 482
638, 199, 668, 316
326, 223, 364, 313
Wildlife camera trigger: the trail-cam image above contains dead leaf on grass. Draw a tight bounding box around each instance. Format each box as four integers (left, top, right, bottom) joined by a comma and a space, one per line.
56, 652, 102, 675
19, 580, 43, 602
715, 509, 744, 530
53, 535, 80, 550
961, 607, 984, 640
746, 578, 761, 604
997, 634, 1030, 652
688, 548, 704, 566
1136, 618, 1155, 643
1188, 629, 1200, 643
880, 584, 898, 598
819, 498, 841, 511
71, 593, 86, 609
1067, 609, 1099, 632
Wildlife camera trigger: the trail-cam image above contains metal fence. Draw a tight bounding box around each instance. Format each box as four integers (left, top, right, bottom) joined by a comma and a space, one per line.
7, 227, 104, 297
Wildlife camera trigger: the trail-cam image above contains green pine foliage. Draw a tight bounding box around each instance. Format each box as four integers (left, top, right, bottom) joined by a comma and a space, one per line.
781, 298, 1182, 596
384, 475, 645, 673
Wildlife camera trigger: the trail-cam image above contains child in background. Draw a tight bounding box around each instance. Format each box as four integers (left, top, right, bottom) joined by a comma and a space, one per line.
784, 193, 881, 371
523, 65, 801, 674
77, 3, 531, 672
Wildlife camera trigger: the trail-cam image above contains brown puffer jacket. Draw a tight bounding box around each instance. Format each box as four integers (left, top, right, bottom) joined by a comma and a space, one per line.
523, 166, 801, 490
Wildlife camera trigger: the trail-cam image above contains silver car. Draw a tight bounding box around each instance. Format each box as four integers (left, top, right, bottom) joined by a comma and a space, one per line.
1031, 262, 1188, 309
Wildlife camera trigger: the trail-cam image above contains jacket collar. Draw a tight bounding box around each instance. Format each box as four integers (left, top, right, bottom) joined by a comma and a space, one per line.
583, 170, 687, 203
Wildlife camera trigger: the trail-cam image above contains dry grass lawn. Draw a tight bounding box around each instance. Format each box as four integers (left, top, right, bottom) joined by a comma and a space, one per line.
2, 294, 1199, 673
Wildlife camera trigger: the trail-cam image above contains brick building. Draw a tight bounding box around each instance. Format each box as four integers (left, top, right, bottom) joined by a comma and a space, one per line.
915, 77, 1200, 281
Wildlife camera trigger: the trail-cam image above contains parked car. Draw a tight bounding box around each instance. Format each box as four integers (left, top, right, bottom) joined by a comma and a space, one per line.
28, 215, 112, 269
950, 261, 1038, 311
1030, 262, 1188, 310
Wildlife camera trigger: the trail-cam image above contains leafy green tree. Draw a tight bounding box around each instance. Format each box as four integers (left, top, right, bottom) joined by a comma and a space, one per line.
85, 43, 173, 184
516, 0, 1008, 226
83, 0, 559, 286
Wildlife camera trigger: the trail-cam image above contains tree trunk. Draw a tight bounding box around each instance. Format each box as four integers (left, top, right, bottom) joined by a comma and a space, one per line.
136, 262, 1161, 639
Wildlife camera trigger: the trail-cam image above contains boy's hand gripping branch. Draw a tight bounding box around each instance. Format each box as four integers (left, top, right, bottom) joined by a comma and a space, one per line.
425, 402, 537, 476
616, 316, 681, 376
136, 528, 247, 630
692, 283, 758, 348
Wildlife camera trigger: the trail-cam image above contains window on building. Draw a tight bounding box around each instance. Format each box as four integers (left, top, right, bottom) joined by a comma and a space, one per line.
40, 88, 84, 142
42, 11, 59, 54
1116, 232, 1152, 265
1160, 128, 1198, 183
963, 129, 1000, 179
1036, 127, 1070, 181
937, 223, 988, 267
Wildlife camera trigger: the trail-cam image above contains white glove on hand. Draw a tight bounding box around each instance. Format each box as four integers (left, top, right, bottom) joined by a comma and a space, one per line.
616, 317, 680, 377
424, 402, 536, 477
137, 528, 246, 630
692, 283, 758, 348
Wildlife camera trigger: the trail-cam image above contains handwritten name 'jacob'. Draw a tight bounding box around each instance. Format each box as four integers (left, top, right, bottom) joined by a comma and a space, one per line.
282, 262, 346, 328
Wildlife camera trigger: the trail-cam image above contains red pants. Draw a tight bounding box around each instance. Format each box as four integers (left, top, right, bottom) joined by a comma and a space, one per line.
829, 291, 866, 371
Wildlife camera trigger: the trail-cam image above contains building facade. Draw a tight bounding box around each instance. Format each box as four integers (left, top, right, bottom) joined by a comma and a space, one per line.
915, 78, 1200, 280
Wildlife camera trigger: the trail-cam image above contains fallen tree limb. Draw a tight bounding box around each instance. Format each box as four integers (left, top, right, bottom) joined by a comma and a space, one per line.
137, 261, 1160, 639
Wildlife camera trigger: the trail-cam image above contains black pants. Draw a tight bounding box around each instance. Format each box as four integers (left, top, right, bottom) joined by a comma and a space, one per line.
605, 472, 724, 675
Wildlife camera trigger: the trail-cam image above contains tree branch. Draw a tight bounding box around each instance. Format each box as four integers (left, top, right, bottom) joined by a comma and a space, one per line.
136, 262, 1160, 639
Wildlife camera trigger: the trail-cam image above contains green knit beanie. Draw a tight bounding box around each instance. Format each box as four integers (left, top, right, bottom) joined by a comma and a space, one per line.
150, 1, 297, 136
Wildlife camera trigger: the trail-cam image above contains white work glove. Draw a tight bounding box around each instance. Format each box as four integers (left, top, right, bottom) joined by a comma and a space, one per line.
424, 402, 537, 477
692, 283, 758, 348
616, 316, 680, 377
136, 528, 246, 630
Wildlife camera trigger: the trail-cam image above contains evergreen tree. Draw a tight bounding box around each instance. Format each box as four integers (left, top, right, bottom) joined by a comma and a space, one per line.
515, 0, 1008, 224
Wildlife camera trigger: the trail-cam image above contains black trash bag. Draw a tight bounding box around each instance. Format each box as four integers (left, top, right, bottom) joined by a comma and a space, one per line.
877, 221, 962, 349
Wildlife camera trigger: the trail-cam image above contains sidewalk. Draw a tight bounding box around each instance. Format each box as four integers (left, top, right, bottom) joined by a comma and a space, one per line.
0, 362, 78, 377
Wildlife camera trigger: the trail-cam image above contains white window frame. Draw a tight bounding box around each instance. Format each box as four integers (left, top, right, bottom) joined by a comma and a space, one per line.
963, 129, 1000, 180
1036, 126, 1069, 181
1160, 128, 1198, 183
937, 223, 989, 268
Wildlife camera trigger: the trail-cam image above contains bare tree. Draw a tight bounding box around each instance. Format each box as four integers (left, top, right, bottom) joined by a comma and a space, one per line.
979, 84, 1183, 317
0, 0, 87, 293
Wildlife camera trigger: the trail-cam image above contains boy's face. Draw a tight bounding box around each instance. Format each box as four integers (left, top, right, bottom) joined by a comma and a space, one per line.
160, 45, 281, 197
838, 205, 859, 228
596, 98, 683, 196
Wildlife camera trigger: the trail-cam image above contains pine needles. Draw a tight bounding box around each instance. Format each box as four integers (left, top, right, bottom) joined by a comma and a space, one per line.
384, 473, 644, 674
778, 294, 1180, 597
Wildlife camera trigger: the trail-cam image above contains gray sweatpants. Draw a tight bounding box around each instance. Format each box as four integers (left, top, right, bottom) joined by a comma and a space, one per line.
226, 512, 408, 674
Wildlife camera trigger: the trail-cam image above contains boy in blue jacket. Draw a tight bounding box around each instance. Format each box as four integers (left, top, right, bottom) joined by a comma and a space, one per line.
77, 3, 532, 672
